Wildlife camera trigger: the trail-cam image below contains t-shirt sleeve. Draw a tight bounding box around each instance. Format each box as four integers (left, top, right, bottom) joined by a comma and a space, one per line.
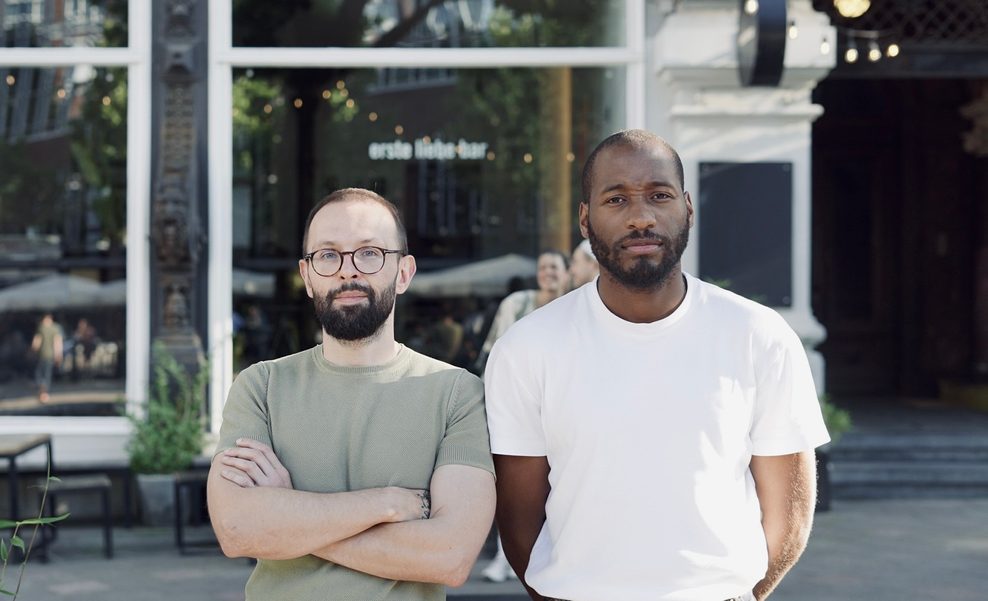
214, 363, 273, 457
435, 370, 495, 475
750, 313, 831, 456
484, 336, 546, 456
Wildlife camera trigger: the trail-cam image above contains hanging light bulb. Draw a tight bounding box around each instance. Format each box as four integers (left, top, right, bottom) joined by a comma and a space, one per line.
868, 40, 881, 62
820, 37, 832, 55
788, 21, 798, 40
744, 0, 759, 16
833, 0, 871, 18
887, 43, 900, 58
845, 37, 859, 63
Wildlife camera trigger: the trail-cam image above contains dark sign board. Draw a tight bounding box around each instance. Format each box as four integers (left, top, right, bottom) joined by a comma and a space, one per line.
737, 0, 787, 86
698, 161, 792, 307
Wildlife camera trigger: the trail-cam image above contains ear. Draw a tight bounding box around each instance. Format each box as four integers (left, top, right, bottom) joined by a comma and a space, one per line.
395, 254, 417, 295
684, 191, 695, 228
298, 258, 315, 299
578, 202, 590, 239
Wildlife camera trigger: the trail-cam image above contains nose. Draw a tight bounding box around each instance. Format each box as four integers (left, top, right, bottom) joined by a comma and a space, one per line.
336, 253, 361, 279
626, 197, 657, 230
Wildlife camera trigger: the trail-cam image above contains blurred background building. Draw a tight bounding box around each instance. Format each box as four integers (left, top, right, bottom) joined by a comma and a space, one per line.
1, 0, 988, 467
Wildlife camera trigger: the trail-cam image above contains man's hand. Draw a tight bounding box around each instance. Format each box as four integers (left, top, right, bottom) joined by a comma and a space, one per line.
217, 439, 430, 522
217, 438, 294, 489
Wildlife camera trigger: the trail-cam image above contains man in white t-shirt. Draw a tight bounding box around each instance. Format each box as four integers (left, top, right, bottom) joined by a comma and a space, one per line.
485, 130, 830, 601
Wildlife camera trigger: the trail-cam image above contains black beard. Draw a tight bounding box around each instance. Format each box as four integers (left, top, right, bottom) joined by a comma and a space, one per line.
314, 281, 396, 342
587, 217, 690, 291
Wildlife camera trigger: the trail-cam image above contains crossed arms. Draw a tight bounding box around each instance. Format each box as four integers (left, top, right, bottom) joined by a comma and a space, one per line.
207, 438, 496, 587
493, 451, 817, 601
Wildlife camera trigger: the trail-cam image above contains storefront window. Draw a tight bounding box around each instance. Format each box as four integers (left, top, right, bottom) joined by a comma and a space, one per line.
233, 0, 624, 48
1, 0, 127, 48
0, 65, 127, 416
231, 65, 623, 371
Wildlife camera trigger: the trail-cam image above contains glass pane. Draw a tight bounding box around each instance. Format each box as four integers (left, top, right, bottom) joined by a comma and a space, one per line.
233, 0, 624, 48
0, 65, 127, 416
231, 66, 623, 372
1, 0, 127, 48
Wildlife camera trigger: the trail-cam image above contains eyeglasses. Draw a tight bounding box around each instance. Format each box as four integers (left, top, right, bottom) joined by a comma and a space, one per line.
303, 246, 405, 277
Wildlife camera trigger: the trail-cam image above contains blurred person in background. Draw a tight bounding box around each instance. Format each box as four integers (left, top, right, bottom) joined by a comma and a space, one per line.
476, 249, 568, 582
569, 238, 599, 289
31, 312, 63, 403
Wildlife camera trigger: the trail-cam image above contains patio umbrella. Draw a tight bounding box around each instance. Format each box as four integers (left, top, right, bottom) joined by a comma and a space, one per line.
406, 253, 537, 298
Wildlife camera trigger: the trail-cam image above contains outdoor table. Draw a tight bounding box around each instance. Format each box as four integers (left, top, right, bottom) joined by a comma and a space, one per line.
0, 433, 53, 523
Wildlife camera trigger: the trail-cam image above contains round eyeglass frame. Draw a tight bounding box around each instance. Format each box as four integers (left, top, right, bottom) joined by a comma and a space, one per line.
303, 246, 405, 277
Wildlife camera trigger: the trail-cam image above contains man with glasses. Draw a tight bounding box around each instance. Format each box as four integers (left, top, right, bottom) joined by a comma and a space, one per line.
207, 188, 496, 601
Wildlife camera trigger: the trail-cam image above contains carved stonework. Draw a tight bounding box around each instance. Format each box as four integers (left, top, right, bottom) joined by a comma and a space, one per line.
151, 0, 205, 353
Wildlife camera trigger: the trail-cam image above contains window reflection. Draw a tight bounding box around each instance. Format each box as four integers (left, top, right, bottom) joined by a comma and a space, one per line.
231, 66, 622, 372
1, 0, 127, 48
0, 65, 127, 416
233, 0, 624, 48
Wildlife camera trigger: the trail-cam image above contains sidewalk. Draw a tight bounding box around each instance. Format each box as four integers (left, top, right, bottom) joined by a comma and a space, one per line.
5, 498, 986, 600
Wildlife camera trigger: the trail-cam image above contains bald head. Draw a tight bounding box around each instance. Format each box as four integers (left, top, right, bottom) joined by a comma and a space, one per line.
580, 129, 684, 203
302, 188, 407, 256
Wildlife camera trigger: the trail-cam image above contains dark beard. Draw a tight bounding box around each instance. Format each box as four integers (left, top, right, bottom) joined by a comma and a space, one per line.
587, 217, 690, 291
314, 281, 396, 342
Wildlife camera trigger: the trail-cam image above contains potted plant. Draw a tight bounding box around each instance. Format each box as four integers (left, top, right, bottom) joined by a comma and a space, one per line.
816, 397, 852, 512
126, 343, 208, 526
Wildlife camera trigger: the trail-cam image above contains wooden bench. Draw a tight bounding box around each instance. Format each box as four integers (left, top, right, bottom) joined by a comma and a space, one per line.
41, 474, 114, 559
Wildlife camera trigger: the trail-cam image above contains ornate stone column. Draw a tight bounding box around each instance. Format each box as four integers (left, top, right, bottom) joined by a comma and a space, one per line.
649, 0, 835, 392
150, 0, 208, 372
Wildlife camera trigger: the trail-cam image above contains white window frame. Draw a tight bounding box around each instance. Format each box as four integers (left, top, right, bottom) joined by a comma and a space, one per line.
207, 0, 646, 432
0, 1, 151, 463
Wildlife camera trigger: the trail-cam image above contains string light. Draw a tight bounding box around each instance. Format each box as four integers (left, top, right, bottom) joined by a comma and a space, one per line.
820, 37, 831, 55
887, 43, 900, 58
833, 0, 870, 18
867, 40, 881, 62
788, 21, 798, 40
845, 38, 858, 63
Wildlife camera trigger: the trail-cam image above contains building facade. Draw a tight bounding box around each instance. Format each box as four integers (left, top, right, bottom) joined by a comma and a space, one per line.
2, 0, 987, 466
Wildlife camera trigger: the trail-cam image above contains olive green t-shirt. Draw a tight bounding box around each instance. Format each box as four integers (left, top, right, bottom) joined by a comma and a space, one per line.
216, 345, 494, 601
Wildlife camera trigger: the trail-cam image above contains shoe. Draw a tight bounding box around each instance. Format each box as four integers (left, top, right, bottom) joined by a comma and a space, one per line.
481, 561, 507, 583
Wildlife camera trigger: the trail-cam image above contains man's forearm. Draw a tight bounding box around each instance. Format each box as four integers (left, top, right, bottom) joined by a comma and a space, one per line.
207, 468, 418, 560
750, 452, 817, 600
492, 454, 551, 601
315, 466, 495, 587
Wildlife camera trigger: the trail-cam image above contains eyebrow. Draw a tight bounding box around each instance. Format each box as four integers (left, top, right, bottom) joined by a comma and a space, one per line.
599, 180, 674, 195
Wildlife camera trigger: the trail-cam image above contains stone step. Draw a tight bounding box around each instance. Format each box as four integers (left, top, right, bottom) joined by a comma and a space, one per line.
828, 433, 988, 463
828, 460, 988, 499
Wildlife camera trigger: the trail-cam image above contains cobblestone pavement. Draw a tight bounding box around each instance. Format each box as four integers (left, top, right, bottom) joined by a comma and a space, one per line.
5, 498, 986, 600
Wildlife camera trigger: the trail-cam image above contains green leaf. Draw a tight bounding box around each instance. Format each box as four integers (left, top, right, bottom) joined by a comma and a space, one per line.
48, 475, 62, 483
9, 536, 24, 552
0, 587, 16, 596
16, 513, 69, 526
0, 538, 7, 562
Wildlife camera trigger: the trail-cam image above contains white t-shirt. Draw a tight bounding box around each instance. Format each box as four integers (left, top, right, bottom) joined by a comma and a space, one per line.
485, 274, 830, 601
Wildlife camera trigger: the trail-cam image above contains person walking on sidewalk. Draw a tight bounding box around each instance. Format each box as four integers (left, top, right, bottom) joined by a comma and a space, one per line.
485, 130, 830, 601
208, 188, 496, 601
31, 312, 63, 403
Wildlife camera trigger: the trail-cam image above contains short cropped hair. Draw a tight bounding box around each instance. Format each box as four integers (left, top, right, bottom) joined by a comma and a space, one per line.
301, 188, 408, 255
580, 129, 685, 203
540, 249, 569, 270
